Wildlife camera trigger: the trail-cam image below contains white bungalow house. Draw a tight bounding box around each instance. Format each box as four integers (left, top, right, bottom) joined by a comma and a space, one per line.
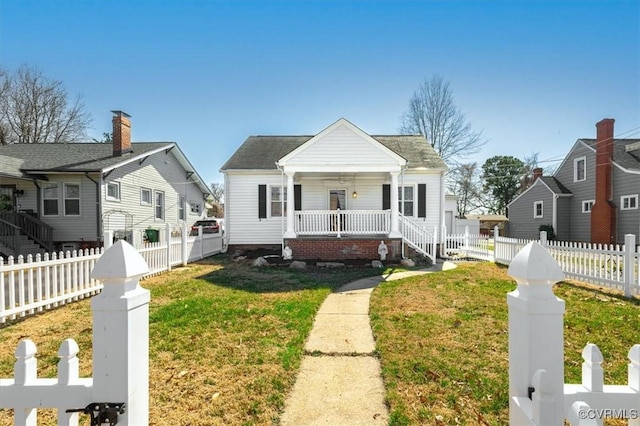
220, 118, 448, 261
0, 111, 211, 257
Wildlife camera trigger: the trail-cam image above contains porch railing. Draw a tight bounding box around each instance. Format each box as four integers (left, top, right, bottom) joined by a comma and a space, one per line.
0, 212, 53, 253
399, 215, 437, 262
295, 209, 391, 237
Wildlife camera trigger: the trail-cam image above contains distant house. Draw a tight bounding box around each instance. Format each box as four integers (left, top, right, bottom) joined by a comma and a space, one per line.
507, 118, 640, 243
0, 111, 211, 257
220, 118, 448, 261
464, 214, 508, 235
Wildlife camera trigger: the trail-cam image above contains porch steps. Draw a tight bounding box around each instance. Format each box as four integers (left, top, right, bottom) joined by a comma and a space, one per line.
0, 234, 46, 259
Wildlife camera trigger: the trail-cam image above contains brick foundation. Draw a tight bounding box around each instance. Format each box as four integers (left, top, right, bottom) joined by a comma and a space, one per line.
284, 238, 401, 260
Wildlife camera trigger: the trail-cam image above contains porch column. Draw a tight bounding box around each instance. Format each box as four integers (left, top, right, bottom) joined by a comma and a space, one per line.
389, 171, 401, 238
284, 172, 296, 238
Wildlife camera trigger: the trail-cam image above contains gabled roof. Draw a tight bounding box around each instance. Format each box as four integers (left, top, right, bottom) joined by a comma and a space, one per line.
580, 138, 640, 172
220, 120, 447, 171
507, 176, 572, 208
0, 142, 211, 195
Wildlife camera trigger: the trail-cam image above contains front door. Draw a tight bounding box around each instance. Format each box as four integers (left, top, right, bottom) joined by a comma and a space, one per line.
0, 185, 16, 213
329, 189, 346, 232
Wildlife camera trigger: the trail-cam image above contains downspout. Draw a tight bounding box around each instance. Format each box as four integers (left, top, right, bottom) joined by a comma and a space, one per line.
552, 194, 558, 239
85, 173, 102, 244
277, 163, 285, 253
31, 179, 41, 218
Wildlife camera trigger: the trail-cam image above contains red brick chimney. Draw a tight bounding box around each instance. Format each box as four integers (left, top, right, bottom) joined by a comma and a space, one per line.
532, 167, 543, 182
111, 110, 132, 156
590, 118, 616, 244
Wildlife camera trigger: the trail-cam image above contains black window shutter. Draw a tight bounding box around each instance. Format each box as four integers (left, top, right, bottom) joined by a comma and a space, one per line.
382, 184, 390, 210
418, 184, 427, 218
294, 184, 302, 211
258, 184, 267, 218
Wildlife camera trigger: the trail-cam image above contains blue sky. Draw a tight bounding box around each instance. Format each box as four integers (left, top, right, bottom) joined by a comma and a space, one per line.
1, 0, 638, 186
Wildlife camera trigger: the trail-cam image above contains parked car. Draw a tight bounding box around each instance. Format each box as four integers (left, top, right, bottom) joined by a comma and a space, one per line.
190, 219, 220, 235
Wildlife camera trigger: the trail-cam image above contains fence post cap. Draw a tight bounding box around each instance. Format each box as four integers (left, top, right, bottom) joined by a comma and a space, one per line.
507, 242, 564, 295
91, 240, 150, 281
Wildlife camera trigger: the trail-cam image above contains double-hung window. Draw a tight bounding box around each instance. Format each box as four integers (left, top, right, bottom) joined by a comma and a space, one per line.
64, 183, 80, 216
178, 196, 186, 220
398, 186, 414, 216
155, 191, 164, 220
271, 186, 286, 217
574, 157, 586, 182
43, 183, 59, 216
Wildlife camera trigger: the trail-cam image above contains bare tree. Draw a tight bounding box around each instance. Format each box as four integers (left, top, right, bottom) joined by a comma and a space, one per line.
399, 75, 486, 165
519, 152, 540, 192
209, 182, 224, 204
447, 162, 485, 217
0, 64, 92, 144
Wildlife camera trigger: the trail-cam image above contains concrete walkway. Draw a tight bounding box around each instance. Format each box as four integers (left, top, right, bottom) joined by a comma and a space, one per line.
280, 262, 456, 425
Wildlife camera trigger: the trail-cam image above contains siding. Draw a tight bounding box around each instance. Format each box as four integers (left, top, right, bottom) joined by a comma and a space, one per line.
554, 142, 595, 242
285, 125, 399, 166
102, 150, 206, 243
225, 171, 444, 245
613, 165, 640, 242
507, 182, 554, 239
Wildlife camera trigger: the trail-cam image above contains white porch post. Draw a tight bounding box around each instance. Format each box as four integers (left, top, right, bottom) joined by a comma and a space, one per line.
284, 171, 296, 238
389, 171, 401, 238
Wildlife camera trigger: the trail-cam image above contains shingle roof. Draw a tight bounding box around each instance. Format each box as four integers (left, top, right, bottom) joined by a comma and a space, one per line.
580, 138, 640, 172
0, 142, 171, 174
540, 176, 572, 194
220, 134, 447, 171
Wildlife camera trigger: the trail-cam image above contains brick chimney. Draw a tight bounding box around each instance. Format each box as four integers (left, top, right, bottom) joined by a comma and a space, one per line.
590, 118, 616, 244
111, 110, 132, 156
532, 168, 543, 182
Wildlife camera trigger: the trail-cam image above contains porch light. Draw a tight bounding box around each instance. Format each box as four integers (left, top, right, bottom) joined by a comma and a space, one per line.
14, 189, 24, 198
352, 191, 357, 198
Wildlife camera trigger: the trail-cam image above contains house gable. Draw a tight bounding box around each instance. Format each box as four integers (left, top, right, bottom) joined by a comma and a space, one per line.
276, 118, 407, 173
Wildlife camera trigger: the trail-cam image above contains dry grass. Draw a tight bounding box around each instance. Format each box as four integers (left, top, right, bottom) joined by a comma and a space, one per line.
0, 255, 381, 426
370, 262, 639, 425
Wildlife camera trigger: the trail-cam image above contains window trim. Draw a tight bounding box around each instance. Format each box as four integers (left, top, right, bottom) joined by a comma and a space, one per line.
154, 190, 165, 220
620, 194, 638, 210
63, 182, 81, 217
582, 199, 595, 213
398, 185, 415, 217
534, 200, 544, 218
269, 185, 287, 218
574, 157, 586, 182
42, 182, 60, 217
106, 181, 121, 201
140, 188, 152, 206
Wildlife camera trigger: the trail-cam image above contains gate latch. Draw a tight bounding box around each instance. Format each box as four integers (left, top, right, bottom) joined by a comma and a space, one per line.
66, 402, 126, 426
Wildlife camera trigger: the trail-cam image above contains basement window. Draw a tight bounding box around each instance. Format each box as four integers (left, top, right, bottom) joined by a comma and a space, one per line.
621, 195, 638, 210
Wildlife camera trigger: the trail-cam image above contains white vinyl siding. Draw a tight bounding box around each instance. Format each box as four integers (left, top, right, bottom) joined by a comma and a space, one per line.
534, 201, 543, 218
620, 194, 638, 210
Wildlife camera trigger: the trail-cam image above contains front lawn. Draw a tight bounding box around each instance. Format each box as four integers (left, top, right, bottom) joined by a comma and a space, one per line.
0, 256, 382, 426
370, 262, 639, 425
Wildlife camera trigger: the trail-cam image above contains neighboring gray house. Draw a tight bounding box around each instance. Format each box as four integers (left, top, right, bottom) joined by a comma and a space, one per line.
508, 118, 640, 244
220, 118, 448, 261
0, 111, 211, 257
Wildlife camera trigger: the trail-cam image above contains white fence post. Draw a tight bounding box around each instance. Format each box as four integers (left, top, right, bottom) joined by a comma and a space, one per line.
507, 242, 565, 425
182, 222, 188, 266
90, 240, 150, 425
623, 234, 636, 298
540, 230, 548, 246
104, 230, 113, 250
165, 223, 172, 271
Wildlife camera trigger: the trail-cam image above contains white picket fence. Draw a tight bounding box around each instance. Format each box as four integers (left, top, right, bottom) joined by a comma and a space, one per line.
0, 223, 223, 323
0, 240, 150, 425
507, 242, 639, 425
442, 226, 640, 297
